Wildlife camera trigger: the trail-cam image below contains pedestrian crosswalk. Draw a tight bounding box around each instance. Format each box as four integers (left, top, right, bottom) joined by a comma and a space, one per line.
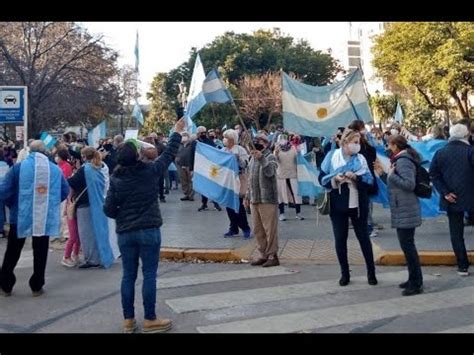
158, 266, 474, 333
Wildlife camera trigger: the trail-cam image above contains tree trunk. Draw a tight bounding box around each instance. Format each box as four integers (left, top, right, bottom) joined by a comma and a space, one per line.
266, 111, 274, 130
451, 89, 469, 118
415, 85, 444, 110
461, 89, 470, 118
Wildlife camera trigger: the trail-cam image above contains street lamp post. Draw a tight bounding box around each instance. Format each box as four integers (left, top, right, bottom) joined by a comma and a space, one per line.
119, 107, 125, 136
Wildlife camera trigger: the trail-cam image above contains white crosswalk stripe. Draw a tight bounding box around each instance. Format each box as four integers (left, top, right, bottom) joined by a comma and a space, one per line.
196, 286, 474, 333
165, 271, 438, 314
438, 325, 474, 333
158, 266, 298, 289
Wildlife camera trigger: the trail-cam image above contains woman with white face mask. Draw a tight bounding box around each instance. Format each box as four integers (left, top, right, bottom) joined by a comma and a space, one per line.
221, 129, 251, 238
319, 129, 378, 287
274, 135, 304, 221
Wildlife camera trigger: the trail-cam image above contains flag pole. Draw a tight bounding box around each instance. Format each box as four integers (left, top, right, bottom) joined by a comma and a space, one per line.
230, 99, 256, 150
357, 64, 376, 125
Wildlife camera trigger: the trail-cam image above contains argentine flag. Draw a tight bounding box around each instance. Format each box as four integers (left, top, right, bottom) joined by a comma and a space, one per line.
394, 101, 404, 123
203, 69, 233, 103
132, 102, 144, 125
88, 121, 106, 148
193, 142, 240, 212
296, 153, 323, 197
185, 53, 206, 133
282, 69, 372, 137
40, 132, 57, 150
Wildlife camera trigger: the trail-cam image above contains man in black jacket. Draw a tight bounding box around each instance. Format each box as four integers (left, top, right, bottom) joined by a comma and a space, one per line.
104, 118, 184, 334
430, 123, 474, 277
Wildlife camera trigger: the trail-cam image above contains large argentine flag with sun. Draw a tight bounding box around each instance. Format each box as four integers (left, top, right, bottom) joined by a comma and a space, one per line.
282, 69, 372, 137
193, 142, 240, 212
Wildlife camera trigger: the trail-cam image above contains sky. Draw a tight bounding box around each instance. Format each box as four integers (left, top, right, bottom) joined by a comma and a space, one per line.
81, 22, 375, 104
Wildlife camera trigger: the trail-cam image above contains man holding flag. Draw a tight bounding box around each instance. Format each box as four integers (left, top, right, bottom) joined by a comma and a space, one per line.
244, 133, 280, 267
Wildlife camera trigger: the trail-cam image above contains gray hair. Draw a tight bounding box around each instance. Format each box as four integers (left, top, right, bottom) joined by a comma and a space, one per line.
223, 129, 239, 144
113, 134, 124, 145
197, 126, 207, 134
30, 140, 46, 153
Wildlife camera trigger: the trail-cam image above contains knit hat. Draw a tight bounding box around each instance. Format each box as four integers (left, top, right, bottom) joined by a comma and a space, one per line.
118, 140, 139, 166
125, 138, 139, 152
449, 124, 469, 140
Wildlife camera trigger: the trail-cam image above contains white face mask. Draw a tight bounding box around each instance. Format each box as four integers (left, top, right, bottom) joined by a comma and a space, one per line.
347, 143, 361, 155
181, 136, 189, 143
390, 129, 399, 136
360, 130, 367, 135
54, 156, 60, 163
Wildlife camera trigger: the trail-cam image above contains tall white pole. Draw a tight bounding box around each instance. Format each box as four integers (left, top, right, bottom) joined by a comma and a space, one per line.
24, 86, 28, 148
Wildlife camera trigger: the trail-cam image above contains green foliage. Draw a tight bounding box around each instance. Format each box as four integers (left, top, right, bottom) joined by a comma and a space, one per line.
404, 100, 439, 133
372, 22, 474, 118
147, 29, 344, 132
143, 73, 176, 135
369, 94, 398, 124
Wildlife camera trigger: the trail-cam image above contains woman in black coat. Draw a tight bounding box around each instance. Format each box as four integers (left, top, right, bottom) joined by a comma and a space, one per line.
104, 118, 184, 334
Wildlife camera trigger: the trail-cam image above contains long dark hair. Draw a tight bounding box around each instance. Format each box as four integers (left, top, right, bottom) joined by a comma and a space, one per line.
388, 135, 421, 163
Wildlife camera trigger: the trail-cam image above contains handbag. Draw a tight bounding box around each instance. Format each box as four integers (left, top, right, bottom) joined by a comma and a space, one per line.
66, 188, 87, 219
316, 191, 330, 216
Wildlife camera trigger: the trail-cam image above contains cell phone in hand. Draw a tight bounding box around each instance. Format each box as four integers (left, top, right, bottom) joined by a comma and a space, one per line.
175, 107, 184, 121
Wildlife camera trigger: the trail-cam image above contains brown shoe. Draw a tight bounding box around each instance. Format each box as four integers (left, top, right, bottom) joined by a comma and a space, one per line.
142, 318, 172, 333
123, 319, 137, 334
250, 258, 268, 266
262, 256, 280, 268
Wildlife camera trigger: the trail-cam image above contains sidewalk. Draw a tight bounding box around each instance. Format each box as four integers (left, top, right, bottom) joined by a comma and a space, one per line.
41, 189, 474, 266
159, 190, 474, 266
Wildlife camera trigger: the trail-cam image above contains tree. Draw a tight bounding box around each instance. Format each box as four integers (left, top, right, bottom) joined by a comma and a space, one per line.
404, 100, 439, 134
236, 71, 282, 129
143, 73, 175, 135
372, 22, 474, 120
369, 94, 398, 126
0, 22, 121, 136
148, 29, 343, 132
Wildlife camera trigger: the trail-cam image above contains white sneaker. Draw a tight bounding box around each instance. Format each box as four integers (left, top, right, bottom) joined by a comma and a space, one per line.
457, 269, 469, 276
279, 214, 286, 221
370, 230, 378, 237
296, 214, 305, 220
61, 257, 76, 268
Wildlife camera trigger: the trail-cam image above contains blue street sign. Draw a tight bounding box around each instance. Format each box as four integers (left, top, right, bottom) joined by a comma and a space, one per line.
0, 86, 27, 123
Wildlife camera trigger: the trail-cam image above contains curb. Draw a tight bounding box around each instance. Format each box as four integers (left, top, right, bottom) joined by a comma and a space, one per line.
375, 251, 474, 266
160, 241, 256, 262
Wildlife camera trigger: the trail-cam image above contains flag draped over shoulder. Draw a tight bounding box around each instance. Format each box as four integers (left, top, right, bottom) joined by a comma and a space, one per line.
296, 153, 323, 197
84, 163, 119, 268
88, 121, 107, 148
192, 142, 240, 212
282, 69, 373, 137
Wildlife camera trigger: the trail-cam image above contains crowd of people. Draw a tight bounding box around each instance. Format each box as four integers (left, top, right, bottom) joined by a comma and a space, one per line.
0, 115, 473, 332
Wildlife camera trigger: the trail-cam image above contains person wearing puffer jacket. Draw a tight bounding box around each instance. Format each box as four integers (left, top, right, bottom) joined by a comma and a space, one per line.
387, 135, 423, 296
104, 118, 184, 334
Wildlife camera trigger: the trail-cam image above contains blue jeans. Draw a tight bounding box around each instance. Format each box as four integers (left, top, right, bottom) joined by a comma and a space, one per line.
118, 228, 161, 320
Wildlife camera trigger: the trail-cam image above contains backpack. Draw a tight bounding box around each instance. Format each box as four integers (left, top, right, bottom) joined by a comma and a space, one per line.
397, 156, 432, 199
